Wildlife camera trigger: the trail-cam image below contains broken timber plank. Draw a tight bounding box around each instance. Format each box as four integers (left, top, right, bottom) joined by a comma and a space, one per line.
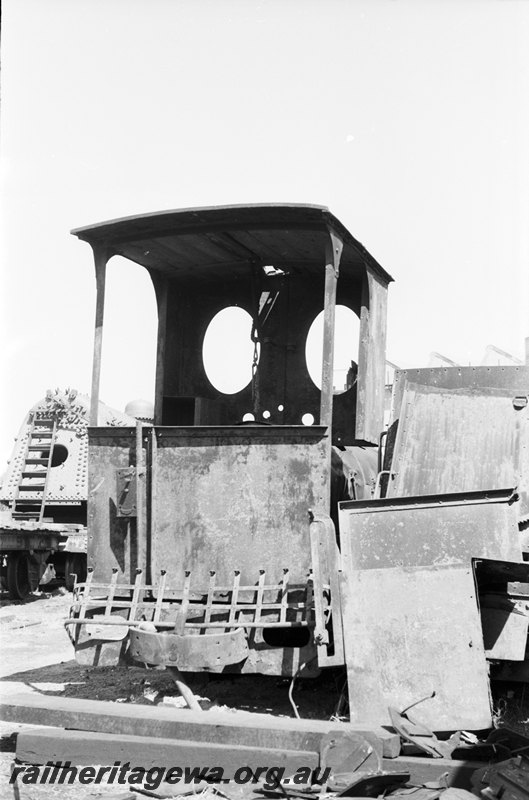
382, 756, 486, 790
17, 727, 318, 774
0, 690, 400, 758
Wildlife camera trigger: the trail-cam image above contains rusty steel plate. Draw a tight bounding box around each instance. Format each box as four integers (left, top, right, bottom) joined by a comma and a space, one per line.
480, 606, 529, 661
87, 429, 147, 583
337, 490, 523, 730
87, 426, 329, 585
390, 366, 529, 418
71, 625, 128, 668
473, 558, 529, 661
338, 489, 522, 570
387, 384, 521, 498
151, 426, 329, 585
473, 557, 529, 586
129, 627, 249, 670
339, 563, 492, 730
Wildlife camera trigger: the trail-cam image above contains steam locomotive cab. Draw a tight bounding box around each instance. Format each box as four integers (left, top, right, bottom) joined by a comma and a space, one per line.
69, 205, 392, 676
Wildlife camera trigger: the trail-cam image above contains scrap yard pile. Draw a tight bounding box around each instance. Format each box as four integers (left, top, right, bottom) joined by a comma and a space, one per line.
1, 205, 528, 798
1, 674, 528, 799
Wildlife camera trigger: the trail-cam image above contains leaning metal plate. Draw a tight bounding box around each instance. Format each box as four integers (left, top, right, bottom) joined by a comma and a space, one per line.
338, 490, 522, 730
339, 563, 492, 730
386, 382, 524, 501
473, 558, 529, 661
339, 489, 521, 571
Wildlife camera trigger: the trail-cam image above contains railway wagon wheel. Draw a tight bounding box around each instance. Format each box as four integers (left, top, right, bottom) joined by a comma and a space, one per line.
6, 553, 32, 600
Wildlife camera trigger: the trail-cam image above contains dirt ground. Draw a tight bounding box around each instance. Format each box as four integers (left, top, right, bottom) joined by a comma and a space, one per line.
0, 588, 344, 714
0, 587, 528, 800
0, 588, 343, 800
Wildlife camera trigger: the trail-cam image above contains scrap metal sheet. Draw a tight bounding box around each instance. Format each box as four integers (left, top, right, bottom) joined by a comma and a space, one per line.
338, 491, 522, 729
386, 384, 520, 498
339, 490, 521, 570
339, 563, 492, 730
473, 558, 529, 662
390, 366, 529, 422
480, 606, 529, 661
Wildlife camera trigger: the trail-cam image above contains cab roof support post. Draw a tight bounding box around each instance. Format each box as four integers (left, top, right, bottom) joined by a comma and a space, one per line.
152, 274, 169, 426
320, 228, 343, 429
89, 244, 111, 426
356, 268, 388, 443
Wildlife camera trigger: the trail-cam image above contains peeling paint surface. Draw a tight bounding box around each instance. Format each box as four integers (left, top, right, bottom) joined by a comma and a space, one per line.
87, 430, 144, 581
338, 490, 522, 570
340, 563, 492, 730
152, 427, 329, 584
87, 426, 329, 588
388, 385, 520, 497
338, 491, 522, 729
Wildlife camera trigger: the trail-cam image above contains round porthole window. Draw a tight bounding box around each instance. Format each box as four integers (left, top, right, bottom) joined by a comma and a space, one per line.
203, 307, 257, 394
50, 444, 68, 467
305, 305, 360, 394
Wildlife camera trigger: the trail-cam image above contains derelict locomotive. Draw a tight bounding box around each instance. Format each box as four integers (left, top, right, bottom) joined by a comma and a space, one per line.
67, 204, 529, 730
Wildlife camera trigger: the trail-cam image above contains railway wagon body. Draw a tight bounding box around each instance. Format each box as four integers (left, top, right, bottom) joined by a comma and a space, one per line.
0, 389, 136, 597
69, 204, 391, 677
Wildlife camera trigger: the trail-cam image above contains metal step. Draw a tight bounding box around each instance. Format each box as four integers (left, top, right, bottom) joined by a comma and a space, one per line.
27, 445, 51, 451
25, 458, 48, 465
21, 471, 47, 478
18, 485, 46, 492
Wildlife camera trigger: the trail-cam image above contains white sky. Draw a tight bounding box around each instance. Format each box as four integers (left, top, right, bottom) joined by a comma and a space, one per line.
1, 0, 528, 467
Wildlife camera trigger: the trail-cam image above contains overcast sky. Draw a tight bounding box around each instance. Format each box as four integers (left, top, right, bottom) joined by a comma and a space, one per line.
1, 0, 528, 467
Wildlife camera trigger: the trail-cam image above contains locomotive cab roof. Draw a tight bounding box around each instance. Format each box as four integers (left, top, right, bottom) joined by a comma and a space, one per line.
72, 203, 392, 287
73, 203, 391, 446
